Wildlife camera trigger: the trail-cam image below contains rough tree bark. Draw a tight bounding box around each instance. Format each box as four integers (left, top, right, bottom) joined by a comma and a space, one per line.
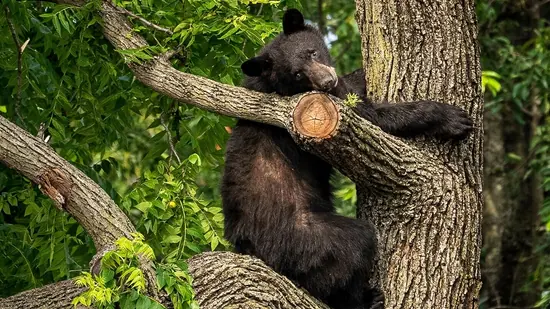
354, 0, 483, 308
0, 0, 483, 308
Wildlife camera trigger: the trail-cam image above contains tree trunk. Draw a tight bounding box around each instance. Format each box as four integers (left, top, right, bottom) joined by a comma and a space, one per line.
0, 0, 484, 308
354, 0, 483, 308
496, 96, 542, 306
480, 1, 546, 306
481, 108, 506, 306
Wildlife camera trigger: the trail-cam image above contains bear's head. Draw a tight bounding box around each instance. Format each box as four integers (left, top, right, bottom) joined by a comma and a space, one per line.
241, 9, 338, 96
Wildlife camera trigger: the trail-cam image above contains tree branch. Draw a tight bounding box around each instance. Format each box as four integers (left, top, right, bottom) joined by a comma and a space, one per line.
4, 6, 26, 127
0, 252, 329, 309
0, 1, 473, 307
45, 0, 435, 193
189, 252, 329, 309
0, 115, 162, 302
0, 115, 135, 250
0, 114, 332, 307
0, 280, 86, 309
112, 6, 174, 35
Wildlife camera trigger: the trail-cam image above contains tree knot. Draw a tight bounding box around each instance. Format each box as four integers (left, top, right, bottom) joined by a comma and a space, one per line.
38, 168, 72, 210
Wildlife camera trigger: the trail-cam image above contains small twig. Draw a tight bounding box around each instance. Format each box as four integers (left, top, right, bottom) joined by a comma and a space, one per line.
160, 112, 181, 164
115, 6, 173, 35
111, 6, 184, 62
162, 46, 183, 61
37, 122, 51, 143
4, 6, 27, 127
519, 106, 535, 117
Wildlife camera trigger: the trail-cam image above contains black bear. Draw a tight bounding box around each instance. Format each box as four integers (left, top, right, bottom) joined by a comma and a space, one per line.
221, 9, 472, 309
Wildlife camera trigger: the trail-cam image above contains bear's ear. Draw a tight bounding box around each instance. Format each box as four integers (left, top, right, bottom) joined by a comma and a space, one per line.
241, 55, 272, 77
283, 9, 305, 35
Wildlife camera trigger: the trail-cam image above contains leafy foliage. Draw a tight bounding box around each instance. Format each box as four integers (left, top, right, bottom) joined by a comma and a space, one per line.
477, 0, 550, 307
0, 1, 361, 301
0, 0, 299, 302
0, 169, 95, 297
72, 233, 197, 309
481, 71, 502, 98
122, 156, 229, 261
344, 93, 360, 108
299, 0, 361, 74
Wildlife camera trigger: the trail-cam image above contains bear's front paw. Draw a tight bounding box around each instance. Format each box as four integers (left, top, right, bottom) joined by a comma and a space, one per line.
433, 104, 474, 140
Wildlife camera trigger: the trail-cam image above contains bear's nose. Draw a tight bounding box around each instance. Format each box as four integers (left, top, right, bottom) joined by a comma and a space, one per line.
320, 77, 337, 91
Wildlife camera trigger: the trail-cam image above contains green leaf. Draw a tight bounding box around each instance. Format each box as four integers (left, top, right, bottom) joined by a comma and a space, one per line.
134, 202, 152, 213
3, 202, 11, 215
210, 237, 218, 251
188, 153, 201, 166
7, 195, 17, 206
162, 235, 182, 244
58, 12, 71, 33
52, 16, 62, 36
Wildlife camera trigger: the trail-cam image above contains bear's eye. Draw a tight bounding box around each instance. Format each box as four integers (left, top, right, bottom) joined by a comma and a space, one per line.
311, 51, 319, 59
295, 72, 303, 80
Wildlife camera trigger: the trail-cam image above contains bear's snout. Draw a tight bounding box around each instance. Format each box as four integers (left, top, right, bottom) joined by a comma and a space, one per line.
305, 61, 338, 91
319, 76, 338, 91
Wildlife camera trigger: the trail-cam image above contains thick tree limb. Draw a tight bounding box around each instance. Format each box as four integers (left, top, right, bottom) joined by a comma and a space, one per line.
0, 115, 164, 303
1, 1, 482, 309
0, 280, 86, 309
188, 252, 328, 309
45, 0, 438, 193
0, 116, 135, 250
0, 252, 327, 309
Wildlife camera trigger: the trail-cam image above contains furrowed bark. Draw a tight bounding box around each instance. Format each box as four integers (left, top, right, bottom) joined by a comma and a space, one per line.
0, 280, 85, 309
0, 116, 135, 250
0, 115, 163, 303
1, 0, 483, 308
0, 252, 328, 309
355, 0, 483, 308
188, 252, 329, 309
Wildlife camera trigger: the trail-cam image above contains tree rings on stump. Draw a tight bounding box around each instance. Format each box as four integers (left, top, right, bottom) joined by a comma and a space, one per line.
293, 93, 339, 138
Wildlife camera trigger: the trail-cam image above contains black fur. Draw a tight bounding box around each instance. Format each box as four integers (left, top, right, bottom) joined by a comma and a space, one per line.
222, 9, 472, 309
341, 69, 473, 140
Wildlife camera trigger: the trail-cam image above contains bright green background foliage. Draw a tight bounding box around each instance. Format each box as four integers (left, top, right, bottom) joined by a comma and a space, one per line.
0, 0, 301, 303
71, 233, 198, 309
3, 0, 550, 308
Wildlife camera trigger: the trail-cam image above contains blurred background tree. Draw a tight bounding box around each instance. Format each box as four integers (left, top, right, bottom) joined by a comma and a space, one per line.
0, 0, 549, 308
